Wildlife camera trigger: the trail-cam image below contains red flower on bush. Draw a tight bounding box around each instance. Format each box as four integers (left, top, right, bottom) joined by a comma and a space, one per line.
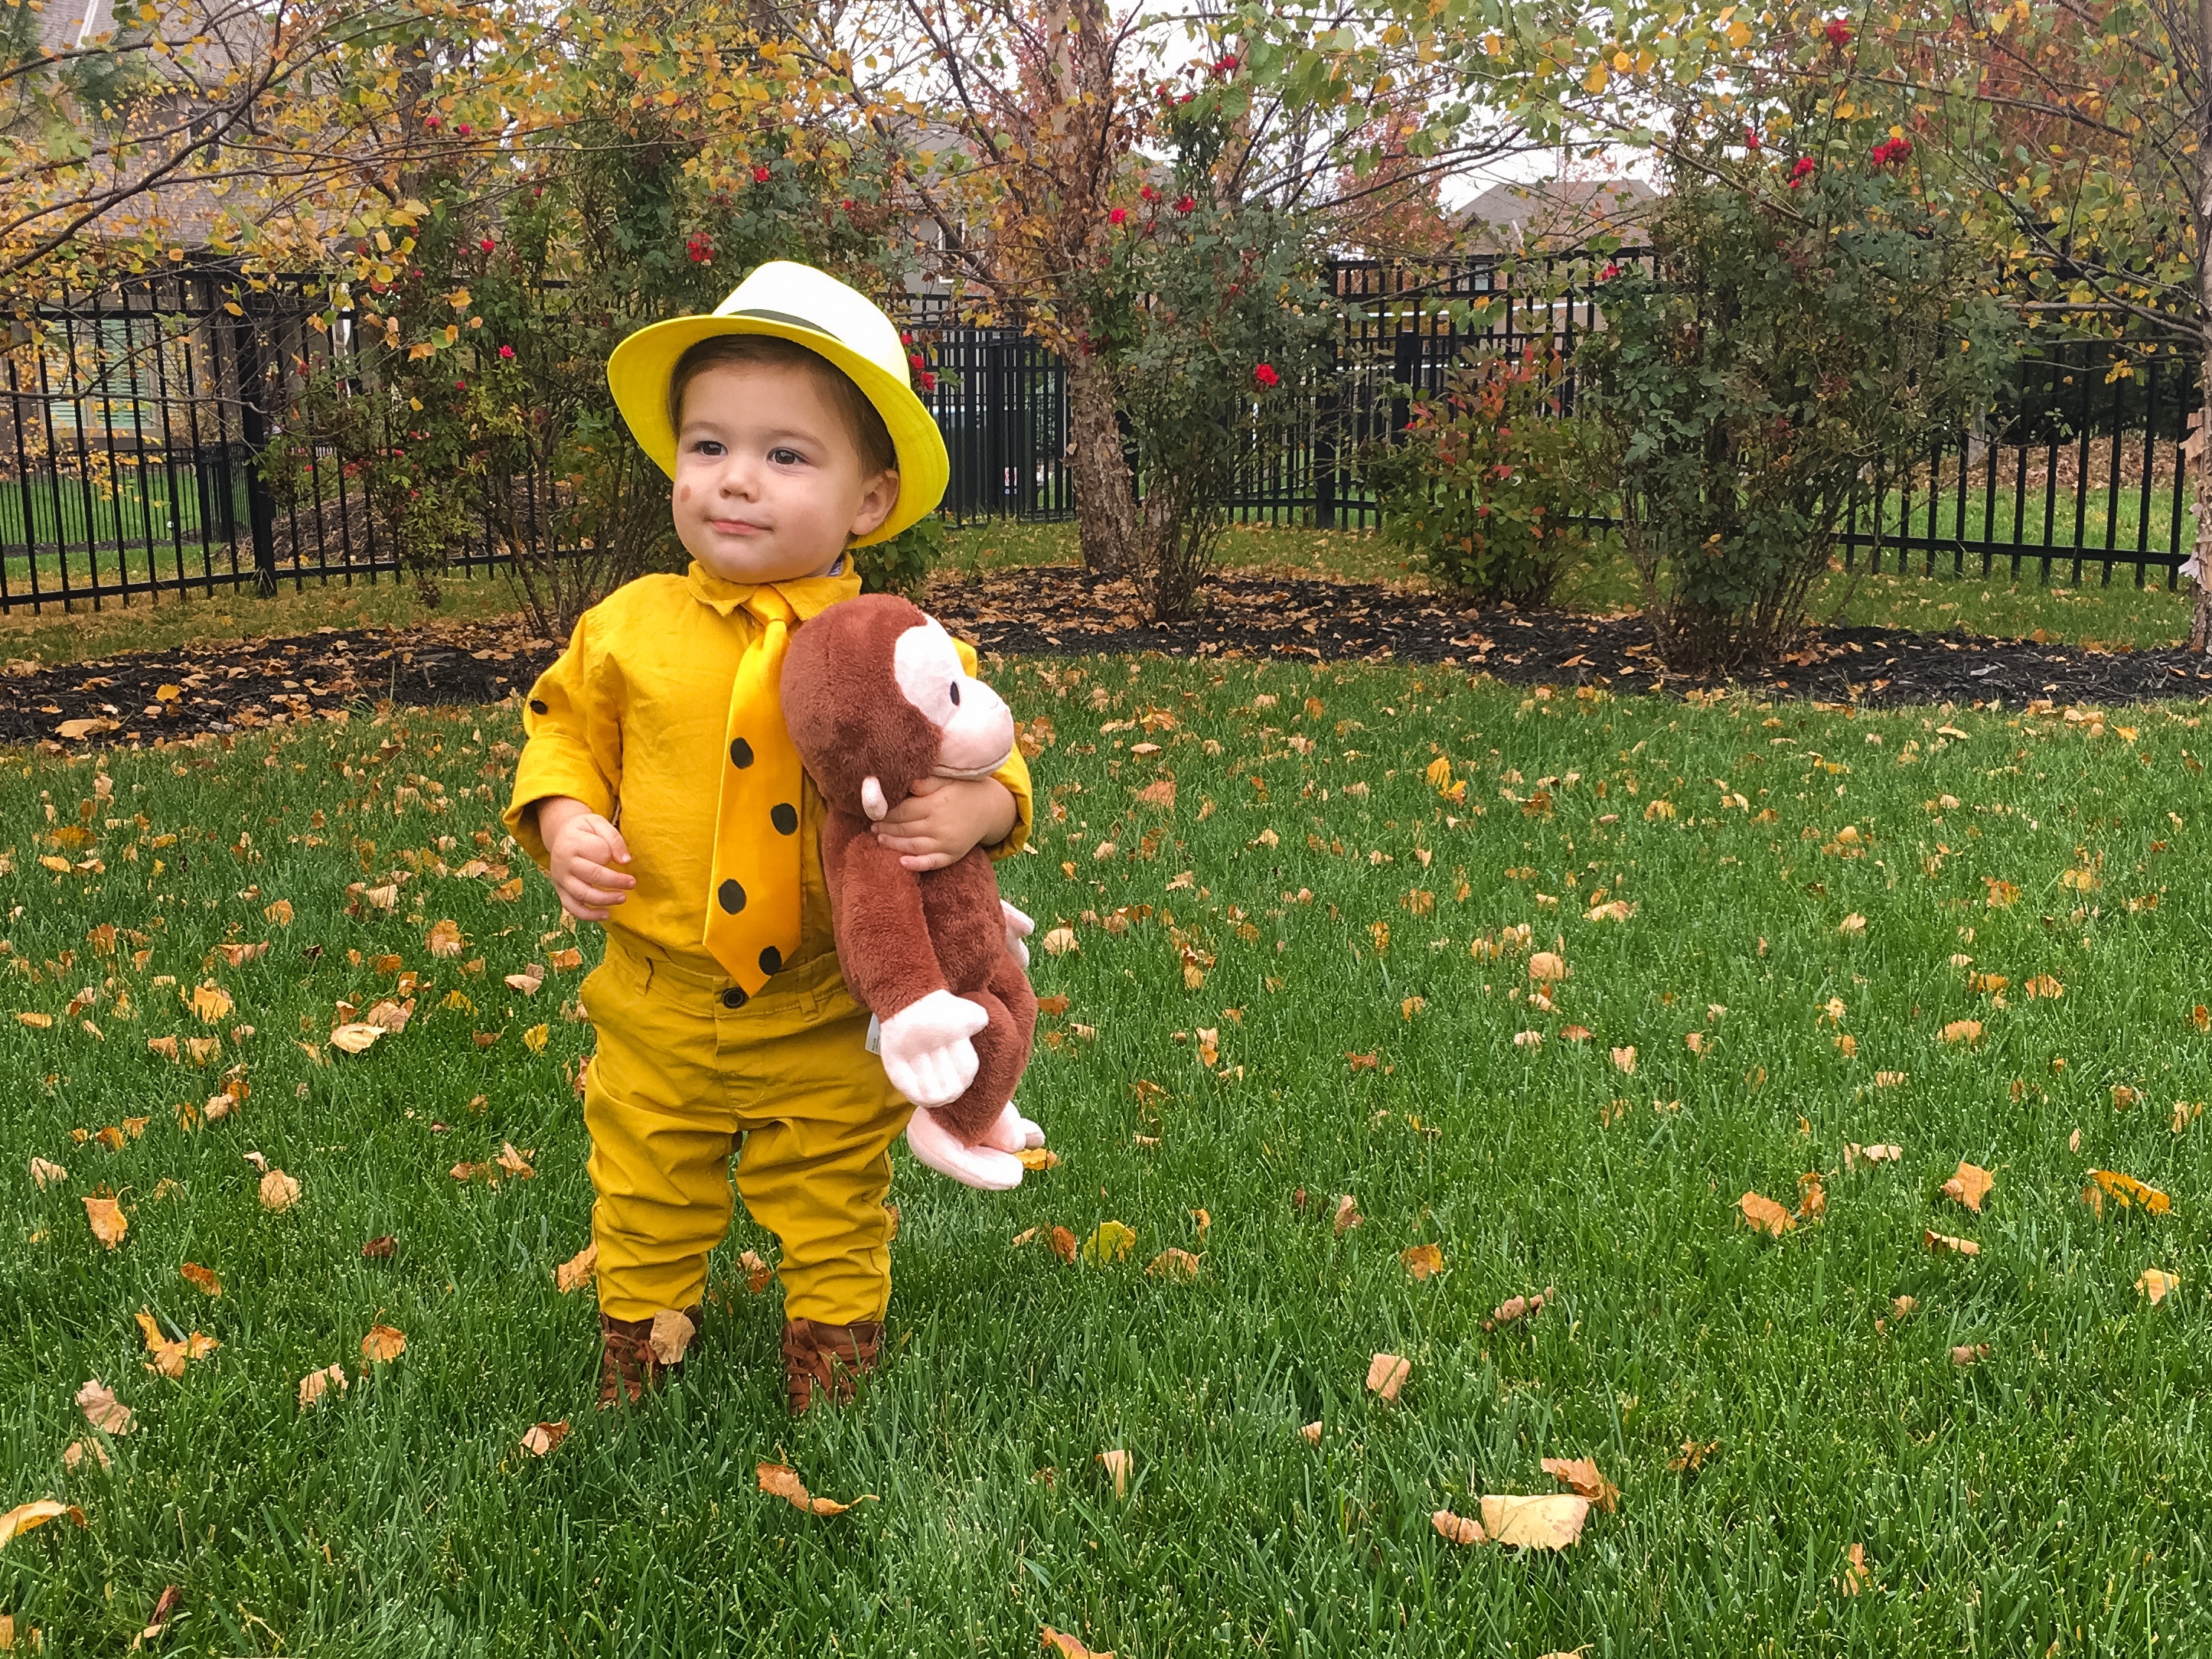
899, 331, 913, 345
453, 380, 467, 391
909, 350, 926, 371
1823, 18, 1851, 44
1787, 156, 1818, 188
498, 344, 515, 360
917, 369, 937, 393
1173, 194, 1196, 213
424, 115, 440, 129
1140, 184, 1157, 202
479, 237, 495, 253
752, 165, 772, 183
1870, 135, 1912, 167
1254, 363, 1281, 388
840, 197, 854, 211
1215, 53, 1239, 73
687, 234, 713, 263
1109, 206, 1127, 225
1744, 126, 1761, 150
455, 123, 472, 137
1598, 262, 1622, 281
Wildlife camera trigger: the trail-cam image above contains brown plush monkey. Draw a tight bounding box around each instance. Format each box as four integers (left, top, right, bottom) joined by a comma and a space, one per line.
781, 594, 1045, 1190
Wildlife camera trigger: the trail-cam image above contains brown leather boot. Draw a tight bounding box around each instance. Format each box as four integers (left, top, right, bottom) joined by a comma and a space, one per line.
781, 1317, 883, 1415
597, 1306, 701, 1408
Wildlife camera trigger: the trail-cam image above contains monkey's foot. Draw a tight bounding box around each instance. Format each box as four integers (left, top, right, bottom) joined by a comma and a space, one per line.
905, 1105, 1025, 1190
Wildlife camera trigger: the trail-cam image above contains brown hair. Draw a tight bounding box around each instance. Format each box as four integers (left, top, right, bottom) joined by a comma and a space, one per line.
667, 334, 897, 478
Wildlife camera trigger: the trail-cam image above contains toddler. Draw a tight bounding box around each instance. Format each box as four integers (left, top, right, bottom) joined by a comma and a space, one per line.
504, 262, 1035, 1412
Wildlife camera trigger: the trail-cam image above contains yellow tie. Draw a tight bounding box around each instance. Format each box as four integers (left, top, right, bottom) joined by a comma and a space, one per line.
701, 585, 807, 1002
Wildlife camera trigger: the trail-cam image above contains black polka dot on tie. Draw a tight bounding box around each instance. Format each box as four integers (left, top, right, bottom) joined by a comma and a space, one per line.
729, 738, 754, 768
770, 802, 798, 836
758, 945, 782, 976
717, 878, 745, 914
529, 698, 548, 715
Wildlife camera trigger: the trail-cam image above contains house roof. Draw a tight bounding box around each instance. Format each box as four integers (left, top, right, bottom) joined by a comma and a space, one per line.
1460, 177, 1658, 253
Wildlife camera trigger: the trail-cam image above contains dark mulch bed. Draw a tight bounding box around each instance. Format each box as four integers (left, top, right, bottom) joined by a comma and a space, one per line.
3, 567, 2206, 747
0, 623, 563, 748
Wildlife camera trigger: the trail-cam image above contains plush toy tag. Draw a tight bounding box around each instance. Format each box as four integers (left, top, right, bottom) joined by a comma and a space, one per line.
864, 1015, 882, 1055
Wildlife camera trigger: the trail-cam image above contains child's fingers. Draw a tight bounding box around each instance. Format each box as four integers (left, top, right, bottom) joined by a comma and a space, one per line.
572, 859, 636, 890
897, 850, 957, 872
869, 828, 941, 856
595, 819, 633, 865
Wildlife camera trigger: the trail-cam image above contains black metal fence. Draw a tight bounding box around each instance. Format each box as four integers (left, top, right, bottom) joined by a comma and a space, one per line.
2, 258, 2198, 615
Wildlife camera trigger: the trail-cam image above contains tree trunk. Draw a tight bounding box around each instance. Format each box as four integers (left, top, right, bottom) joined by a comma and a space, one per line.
2193, 0, 2212, 650
1064, 345, 1137, 577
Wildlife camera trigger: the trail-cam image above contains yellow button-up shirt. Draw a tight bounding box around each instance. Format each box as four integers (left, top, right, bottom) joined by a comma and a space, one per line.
504, 562, 1033, 979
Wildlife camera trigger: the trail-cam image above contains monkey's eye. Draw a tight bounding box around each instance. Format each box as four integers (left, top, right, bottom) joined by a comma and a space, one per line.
948, 681, 961, 707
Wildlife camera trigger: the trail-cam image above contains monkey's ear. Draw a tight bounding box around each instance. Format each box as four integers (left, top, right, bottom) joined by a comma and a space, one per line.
860, 777, 890, 822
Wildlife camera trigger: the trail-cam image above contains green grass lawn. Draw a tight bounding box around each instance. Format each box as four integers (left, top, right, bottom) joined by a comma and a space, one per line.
5, 662, 2211, 1653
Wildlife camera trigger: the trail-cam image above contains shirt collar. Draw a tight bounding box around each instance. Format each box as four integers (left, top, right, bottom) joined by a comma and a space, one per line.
685, 556, 860, 621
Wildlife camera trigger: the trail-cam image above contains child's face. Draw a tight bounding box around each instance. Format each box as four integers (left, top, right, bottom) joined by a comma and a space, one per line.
671, 357, 899, 584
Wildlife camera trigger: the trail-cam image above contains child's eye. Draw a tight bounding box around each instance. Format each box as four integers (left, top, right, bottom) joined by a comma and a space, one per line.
770, 446, 805, 466
690, 439, 725, 458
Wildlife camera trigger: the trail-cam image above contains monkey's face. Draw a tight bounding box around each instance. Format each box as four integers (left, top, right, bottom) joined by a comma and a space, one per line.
893, 617, 1014, 781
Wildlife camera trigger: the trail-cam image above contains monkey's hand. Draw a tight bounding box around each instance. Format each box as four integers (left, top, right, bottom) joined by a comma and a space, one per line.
877, 989, 987, 1108
905, 1106, 1025, 1191
1000, 901, 1035, 970
977, 1100, 1046, 1152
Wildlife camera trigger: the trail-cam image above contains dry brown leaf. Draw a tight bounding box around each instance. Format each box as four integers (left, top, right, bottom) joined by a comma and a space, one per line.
297, 1364, 348, 1409
1041, 926, 1078, 957
1842, 1541, 1871, 1595
1796, 1172, 1826, 1221
1017, 1146, 1061, 1171
1431, 1508, 1487, 1545
30, 1155, 67, 1189
426, 920, 465, 957
74, 1377, 133, 1435
1737, 1191, 1795, 1237
1483, 1287, 1554, 1331
1041, 1627, 1114, 1659
757, 1462, 877, 1516
360, 1324, 406, 1365
495, 1142, 535, 1180
178, 1263, 222, 1298
1950, 1343, 1989, 1366
188, 983, 233, 1023
1095, 1449, 1132, 1499
2138, 1267, 2179, 1304
1542, 1456, 1620, 1513
1942, 1020, 1983, 1045
1146, 1247, 1201, 1280
648, 1309, 694, 1365
265, 898, 295, 927
83, 1194, 128, 1249
1401, 1243, 1445, 1280
364, 999, 413, 1033
361, 1235, 396, 1260
62, 1439, 109, 1473
554, 1243, 598, 1293
1365, 1352, 1411, 1402
1528, 951, 1568, 982
1480, 1494, 1591, 1550
328, 1023, 383, 1054
1048, 1225, 1078, 1264
1299, 1421, 1323, 1445
1333, 1193, 1362, 1235
1941, 1161, 1995, 1213
1610, 1045, 1637, 1074
1845, 1142, 1903, 1169
520, 1420, 570, 1458
504, 969, 545, 996
1923, 1230, 1980, 1256
259, 1168, 301, 1211
737, 1248, 775, 1293
2024, 974, 2064, 999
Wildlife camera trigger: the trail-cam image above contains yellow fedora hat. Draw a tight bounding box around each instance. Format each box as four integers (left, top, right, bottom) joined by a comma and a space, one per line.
605, 260, 948, 548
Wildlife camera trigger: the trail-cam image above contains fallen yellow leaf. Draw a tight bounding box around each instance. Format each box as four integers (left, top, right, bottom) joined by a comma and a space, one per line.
178, 1263, 222, 1297
1541, 1455, 1619, 1513
555, 1243, 598, 1292
1923, 1230, 1980, 1256
2083, 1168, 2171, 1216
1941, 1161, 1995, 1213
1401, 1243, 1445, 1280
298, 1364, 348, 1408
83, 1194, 128, 1249
2138, 1267, 2179, 1305
758, 1462, 877, 1515
1365, 1352, 1410, 1402
520, 1420, 570, 1458
1737, 1191, 1794, 1237
328, 1023, 383, 1054
1082, 1220, 1136, 1265
1431, 1508, 1486, 1545
1095, 1449, 1132, 1499
74, 1377, 133, 1435
1146, 1247, 1201, 1280
135, 1309, 217, 1378
360, 1324, 406, 1365
259, 1168, 301, 1211
1479, 1494, 1590, 1550
0, 1498, 80, 1549
648, 1309, 694, 1364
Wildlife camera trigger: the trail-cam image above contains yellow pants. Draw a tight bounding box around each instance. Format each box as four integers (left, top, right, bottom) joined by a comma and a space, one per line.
579, 938, 909, 1326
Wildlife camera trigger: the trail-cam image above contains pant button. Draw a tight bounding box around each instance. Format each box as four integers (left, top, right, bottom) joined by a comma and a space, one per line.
721, 986, 747, 1009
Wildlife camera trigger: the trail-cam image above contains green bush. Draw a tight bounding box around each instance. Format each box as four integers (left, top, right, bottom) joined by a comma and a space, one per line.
856, 512, 945, 598
1578, 143, 2011, 671
1360, 345, 1593, 604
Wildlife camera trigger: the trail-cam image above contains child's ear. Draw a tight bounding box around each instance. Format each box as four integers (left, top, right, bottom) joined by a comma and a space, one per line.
847, 468, 901, 540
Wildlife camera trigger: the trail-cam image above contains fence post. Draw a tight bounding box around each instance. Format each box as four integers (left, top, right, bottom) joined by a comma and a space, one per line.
1390, 326, 1419, 438
223, 297, 279, 596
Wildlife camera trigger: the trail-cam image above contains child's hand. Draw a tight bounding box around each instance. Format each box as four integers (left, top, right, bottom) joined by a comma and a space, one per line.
539, 797, 635, 921
869, 775, 1016, 872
